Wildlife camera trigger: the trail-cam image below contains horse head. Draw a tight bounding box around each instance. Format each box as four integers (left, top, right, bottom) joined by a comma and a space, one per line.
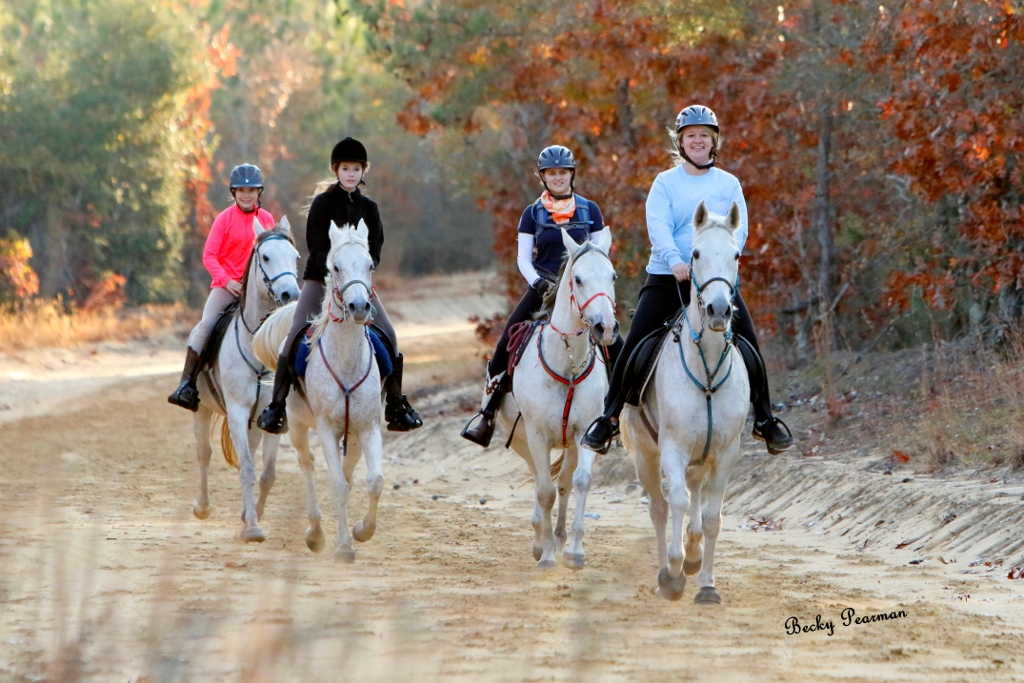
252, 215, 300, 305
560, 226, 618, 345
326, 219, 374, 325
690, 201, 741, 333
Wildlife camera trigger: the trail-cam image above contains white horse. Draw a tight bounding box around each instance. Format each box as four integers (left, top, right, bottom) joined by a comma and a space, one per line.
620, 201, 750, 603
192, 217, 300, 543
496, 227, 618, 569
253, 220, 383, 562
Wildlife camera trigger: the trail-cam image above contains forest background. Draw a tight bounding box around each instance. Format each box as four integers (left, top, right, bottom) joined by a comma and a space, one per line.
0, 0, 1021, 356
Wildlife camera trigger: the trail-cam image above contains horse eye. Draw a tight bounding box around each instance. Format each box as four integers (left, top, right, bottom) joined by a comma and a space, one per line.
262, 255, 269, 261
574, 275, 582, 286
734, 252, 740, 260
692, 249, 700, 259
612, 273, 618, 281
332, 265, 339, 273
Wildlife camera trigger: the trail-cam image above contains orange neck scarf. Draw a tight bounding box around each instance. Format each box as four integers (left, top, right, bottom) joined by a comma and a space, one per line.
541, 190, 576, 225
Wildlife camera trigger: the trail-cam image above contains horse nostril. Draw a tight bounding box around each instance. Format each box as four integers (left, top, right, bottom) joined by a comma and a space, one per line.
613, 321, 620, 336
593, 322, 605, 336
707, 303, 715, 317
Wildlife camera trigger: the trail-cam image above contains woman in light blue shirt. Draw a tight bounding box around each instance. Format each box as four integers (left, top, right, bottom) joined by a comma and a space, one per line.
582, 105, 793, 455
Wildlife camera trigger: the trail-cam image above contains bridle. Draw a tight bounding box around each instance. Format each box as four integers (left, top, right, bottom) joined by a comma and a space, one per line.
549, 242, 616, 341
239, 234, 298, 335
328, 278, 374, 324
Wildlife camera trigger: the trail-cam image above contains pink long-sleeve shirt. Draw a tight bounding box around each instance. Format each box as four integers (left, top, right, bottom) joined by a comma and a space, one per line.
202, 204, 275, 288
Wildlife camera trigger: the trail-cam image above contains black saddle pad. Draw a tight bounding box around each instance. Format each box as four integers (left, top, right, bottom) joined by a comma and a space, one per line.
623, 319, 675, 407
200, 300, 240, 370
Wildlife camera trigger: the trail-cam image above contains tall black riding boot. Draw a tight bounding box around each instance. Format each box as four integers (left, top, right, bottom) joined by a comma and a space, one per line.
384, 353, 423, 432
168, 347, 202, 412
257, 353, 293, 434
461, 372, 510, 448
737, 336, 794, 454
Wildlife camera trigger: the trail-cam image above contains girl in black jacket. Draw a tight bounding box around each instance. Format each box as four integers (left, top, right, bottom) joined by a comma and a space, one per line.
257, 137, 422, 434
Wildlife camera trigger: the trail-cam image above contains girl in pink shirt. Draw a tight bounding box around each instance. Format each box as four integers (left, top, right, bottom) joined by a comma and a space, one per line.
168, 164, 275, 411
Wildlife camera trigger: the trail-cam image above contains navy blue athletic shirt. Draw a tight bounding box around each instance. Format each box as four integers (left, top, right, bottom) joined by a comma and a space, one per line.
517, 196, 604, 280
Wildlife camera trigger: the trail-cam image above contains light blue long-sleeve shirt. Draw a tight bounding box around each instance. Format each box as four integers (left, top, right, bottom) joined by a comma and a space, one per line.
645, 166, 749, 275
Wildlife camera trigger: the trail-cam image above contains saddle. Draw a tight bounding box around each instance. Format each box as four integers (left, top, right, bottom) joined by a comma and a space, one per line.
293, 323, 393, 381
506, 320, 541, 377
623, 318, 674, 407
199, 300, 240, 370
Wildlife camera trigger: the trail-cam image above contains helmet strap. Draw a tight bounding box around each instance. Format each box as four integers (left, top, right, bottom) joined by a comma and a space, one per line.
681, 150, 716, 170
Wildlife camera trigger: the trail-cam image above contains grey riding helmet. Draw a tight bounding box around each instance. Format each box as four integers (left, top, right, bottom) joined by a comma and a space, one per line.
537, 145, 576, 171
675, 105, 719, 134
230, 164, 265, 189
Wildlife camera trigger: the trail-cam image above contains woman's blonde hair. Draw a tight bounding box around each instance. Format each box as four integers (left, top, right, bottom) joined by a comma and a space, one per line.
301, 163, 372, 216
667, 125, 721, 168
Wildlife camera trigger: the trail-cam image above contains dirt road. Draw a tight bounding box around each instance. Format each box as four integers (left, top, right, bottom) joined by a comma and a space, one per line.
2, 274, 1023, 682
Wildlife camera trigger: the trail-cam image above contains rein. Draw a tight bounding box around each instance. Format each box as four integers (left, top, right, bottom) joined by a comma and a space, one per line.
317, 331, 374, 457
673, 262, 736, 466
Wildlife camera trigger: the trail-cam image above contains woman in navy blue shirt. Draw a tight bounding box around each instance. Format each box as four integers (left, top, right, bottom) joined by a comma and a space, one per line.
462, 145, 622, 447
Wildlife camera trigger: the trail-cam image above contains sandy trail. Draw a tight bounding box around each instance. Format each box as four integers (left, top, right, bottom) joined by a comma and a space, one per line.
2, 273, 1023, 682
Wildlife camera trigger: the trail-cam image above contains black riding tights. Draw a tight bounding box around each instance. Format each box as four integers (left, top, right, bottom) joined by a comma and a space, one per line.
603, 274, 773, 421
488, 285, 624, 380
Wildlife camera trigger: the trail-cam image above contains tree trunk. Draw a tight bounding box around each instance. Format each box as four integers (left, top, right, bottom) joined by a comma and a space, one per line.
815, 102, 835, 315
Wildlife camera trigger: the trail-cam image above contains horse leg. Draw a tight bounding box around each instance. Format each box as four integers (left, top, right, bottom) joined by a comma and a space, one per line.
353, 427, 384, 543
316, 419, 355, 562
525, 426, 558, 569
292, 426, 324, 552
255, 432, 279, 521
563, 445, 595, 569
656, 441, 689, 600
635, 447, 668, 568
231, 413, 265, 543
683, 465, 706, 576
192, 410, 213, 520
554, 446, 575, 551
694, 441, 741, 605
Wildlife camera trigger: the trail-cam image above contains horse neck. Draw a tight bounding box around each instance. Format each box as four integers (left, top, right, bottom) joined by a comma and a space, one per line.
240, 263, 273, 336
320, 316, 368, 372
682, 297, 731, 381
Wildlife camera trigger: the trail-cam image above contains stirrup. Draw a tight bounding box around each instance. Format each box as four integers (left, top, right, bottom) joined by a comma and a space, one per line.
461, 411, 495, 448
752, 417, 793, 455
168, 381, 200, 412
385, 395, 422, 432
257, 402, 288, 434
581, 416, 618, 454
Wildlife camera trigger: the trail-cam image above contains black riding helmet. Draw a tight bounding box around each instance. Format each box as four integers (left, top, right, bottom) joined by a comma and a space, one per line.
675, 105, 720, 170
331, 137, 368, 165
230, 164, 264, 189
537, 145, 576, 197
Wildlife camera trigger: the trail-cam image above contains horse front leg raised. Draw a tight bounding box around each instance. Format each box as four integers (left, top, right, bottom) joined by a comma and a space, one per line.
192, 409, 213, 520
525, 426, 558, 569
316, 418, 355, 562
229, 407, 264, 543
255, 432, 280, 521
563, 444, 595, 569
291, 425, 324, 552
352, 426, 384, 544
656, 440, 690, 600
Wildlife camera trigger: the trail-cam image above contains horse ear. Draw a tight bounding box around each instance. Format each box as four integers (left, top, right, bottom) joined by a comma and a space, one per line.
278, 215, 291, 234
328, 220, 343, 248
355, 218, 369, 242
727, 202, 741, 233
560, 228, 579, 258
693, 201, 708, 230
252, 216, 264, 238
594, 226, 612, 255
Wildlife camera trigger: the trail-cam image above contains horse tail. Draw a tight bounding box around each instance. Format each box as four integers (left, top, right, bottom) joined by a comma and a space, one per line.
252, 302, 297, 369
550, 450, 565, 479
210, 414, 240, 470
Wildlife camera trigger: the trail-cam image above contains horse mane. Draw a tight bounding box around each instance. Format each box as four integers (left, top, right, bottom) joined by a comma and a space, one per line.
307, 224, 371, 346
236, 225, 296, 314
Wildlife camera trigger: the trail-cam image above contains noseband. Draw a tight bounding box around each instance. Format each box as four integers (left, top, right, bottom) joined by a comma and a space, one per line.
255, 235, 299, 292
328, 278, 373, 324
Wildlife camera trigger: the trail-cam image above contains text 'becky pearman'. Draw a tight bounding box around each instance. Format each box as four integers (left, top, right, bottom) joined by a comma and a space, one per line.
785, 608, 909, 637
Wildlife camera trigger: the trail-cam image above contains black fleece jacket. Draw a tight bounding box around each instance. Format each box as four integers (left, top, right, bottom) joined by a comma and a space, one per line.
303, 183, 384, 282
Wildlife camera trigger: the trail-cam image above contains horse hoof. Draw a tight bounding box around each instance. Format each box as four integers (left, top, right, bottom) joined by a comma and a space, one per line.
193, 503, 210, 520
335, 547, 356, 563
536, 559, 558, 570
562, 552, 586, 570
683, 558, 702, 576
694, 587, 722, 605
241, 527, 265, 544
657, 567, 686, 601
352, 521, 376, 543
305, 527, 325, 553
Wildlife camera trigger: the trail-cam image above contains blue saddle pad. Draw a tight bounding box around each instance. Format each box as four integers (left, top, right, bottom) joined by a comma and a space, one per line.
295, 328, 392, 379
